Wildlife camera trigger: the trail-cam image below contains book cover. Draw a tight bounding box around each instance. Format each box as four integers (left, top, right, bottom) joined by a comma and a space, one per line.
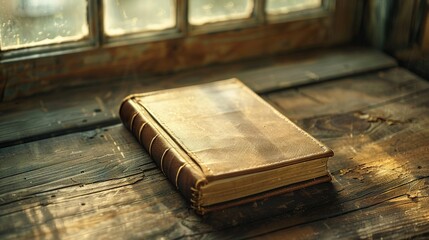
119, 79, 333, 214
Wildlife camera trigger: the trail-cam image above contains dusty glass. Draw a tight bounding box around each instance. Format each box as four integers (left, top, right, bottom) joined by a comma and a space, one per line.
266, 0, 321, 15
189, 0, 254, 26
103, 0, 176, 36
0, 0, 88, 50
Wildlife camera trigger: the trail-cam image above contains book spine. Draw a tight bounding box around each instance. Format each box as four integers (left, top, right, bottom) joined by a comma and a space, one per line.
119, 98, 207, 210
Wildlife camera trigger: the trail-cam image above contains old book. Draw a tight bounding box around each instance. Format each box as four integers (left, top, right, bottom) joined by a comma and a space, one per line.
119, 79, 333, 214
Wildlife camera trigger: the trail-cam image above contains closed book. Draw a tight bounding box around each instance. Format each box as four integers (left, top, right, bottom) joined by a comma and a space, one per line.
119, 79, 333, 214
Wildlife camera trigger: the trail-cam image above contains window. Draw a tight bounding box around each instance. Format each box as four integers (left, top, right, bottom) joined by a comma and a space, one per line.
0, 0, 330, 58
189, 0, 254, 26
103, 0, 176, 37
0, 0, 89, 51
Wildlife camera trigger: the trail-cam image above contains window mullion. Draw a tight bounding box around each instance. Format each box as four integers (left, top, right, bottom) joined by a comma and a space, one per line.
177, 0, 189, 36
254, 0, 267, 25
88, 0, 103, 47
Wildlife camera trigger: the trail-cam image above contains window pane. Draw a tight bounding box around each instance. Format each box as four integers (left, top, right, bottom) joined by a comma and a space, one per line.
103, 0, 176, 37
0, 0, 89, 51
189, 0, 254, 26
266, 0, 321, 15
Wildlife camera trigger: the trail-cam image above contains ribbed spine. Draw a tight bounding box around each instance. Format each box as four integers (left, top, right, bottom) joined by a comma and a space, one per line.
119, 98, 207, 209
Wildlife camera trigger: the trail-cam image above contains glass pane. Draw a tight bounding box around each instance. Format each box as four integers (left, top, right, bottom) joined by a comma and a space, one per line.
266, 0, 322, 15
189, 0, 254, 26
103, 0, 176, 37
0, 0, 89, 51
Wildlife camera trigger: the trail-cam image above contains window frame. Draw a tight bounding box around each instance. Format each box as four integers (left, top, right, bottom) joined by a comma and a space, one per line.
0, 0, 100, 61
1, 0, 334, 62
1, 0, 360, 101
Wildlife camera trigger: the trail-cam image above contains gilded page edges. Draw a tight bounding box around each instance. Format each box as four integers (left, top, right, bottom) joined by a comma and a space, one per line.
195, 175, 332, 215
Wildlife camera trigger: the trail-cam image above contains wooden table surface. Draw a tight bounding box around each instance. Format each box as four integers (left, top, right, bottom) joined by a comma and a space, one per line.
1, 47, 428, 239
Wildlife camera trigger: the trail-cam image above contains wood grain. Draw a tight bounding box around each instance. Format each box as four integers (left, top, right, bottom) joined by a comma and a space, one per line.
0, 67, 428, 239
267, 67, 427, 120
0, 47, 396, 148
239, 47, 396, 93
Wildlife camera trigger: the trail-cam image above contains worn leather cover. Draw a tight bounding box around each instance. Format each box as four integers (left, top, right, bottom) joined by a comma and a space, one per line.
119, 79, 333, 214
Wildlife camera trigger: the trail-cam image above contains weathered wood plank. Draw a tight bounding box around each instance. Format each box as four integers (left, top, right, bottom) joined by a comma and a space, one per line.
256, 196, 429, 240
0, 127, 151, 201
241, 48, 396, 93
267, 67, 428, 120
0, 125, 192, 239
0, 48, 397, 148
1, 71, 428, 239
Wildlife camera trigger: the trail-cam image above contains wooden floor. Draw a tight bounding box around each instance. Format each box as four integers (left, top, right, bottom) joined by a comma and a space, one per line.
1, 47, 428, 239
